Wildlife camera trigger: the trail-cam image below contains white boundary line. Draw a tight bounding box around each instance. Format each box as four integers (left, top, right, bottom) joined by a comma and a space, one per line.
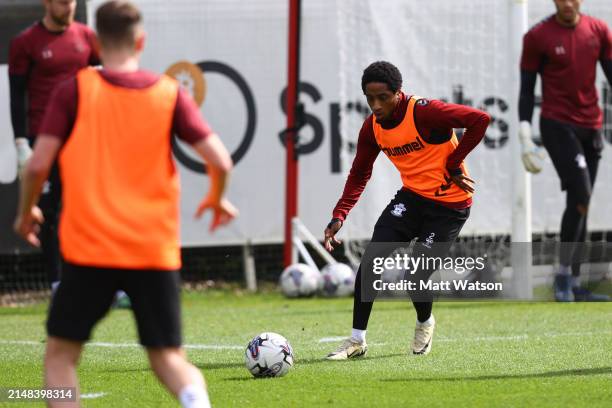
0, 340, 243, 350
81, 392, 107, 399
1, 330, 611, 350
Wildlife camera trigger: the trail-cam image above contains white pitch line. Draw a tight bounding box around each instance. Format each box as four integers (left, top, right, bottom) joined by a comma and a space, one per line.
319, 330, 612, 344
318, 336, 346, 343
0, 340, 243, 350
2, 330, 611, 350
81, 392, 106, 399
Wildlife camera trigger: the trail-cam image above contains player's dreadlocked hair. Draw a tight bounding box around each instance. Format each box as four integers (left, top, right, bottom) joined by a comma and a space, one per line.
361, 61, 403, 94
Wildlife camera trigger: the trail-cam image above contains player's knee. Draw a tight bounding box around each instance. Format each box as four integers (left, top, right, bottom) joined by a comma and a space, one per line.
147, 347, 184, 371
45, 337, 82, 366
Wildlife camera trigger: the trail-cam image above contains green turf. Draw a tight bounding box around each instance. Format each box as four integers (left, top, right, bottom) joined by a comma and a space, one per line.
1, 291, 611, 407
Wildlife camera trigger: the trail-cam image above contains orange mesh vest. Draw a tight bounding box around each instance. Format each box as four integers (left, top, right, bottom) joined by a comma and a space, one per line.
59, 68, 181, 270
372, 96, 472, 203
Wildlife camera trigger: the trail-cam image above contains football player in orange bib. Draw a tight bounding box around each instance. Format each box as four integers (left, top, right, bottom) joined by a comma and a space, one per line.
324, 61, 490, 360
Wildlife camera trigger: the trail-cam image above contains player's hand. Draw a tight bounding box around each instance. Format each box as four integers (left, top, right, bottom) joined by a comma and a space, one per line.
518, 121, 546, 174
451, 174, 475, 194
324, 218, 343, 252
13, 206, 44, 247
195, 196, 238, 232
15, 138, 32, 177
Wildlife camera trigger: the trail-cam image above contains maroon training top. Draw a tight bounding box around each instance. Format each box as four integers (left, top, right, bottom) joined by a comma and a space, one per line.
8, 21, 100, 136
332, 92, 490, 221
39, 69, 212, 145
520, 14, 612, 129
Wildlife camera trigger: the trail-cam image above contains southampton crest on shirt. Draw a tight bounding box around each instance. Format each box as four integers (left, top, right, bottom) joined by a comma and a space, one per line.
391, 203, 407, 217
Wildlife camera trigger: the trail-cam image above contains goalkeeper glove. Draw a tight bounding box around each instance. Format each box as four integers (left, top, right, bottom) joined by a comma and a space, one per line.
518, 121, 546, 174
15, 138, 32, 176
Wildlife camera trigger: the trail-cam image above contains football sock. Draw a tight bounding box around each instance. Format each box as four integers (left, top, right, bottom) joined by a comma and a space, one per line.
351, 329, 366, 343
179, 384, 210, 408
412, 301, 432, 323
417, 314, 435, 326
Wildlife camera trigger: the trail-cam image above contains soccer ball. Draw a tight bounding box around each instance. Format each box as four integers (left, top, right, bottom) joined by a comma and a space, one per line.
319, 263, 355, 297
279, 263, 321, 297
244, 332, 294, 378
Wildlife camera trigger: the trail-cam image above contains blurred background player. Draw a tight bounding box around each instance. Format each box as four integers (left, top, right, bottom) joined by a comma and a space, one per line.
323, 61, 490, 360
13, 1, 237, 407
8, 0, 99, 293
518, 0, 612, 301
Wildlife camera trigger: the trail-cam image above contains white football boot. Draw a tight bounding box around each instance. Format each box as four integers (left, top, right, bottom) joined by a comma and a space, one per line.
325, 338, 368, 360
411, 315, 435, 355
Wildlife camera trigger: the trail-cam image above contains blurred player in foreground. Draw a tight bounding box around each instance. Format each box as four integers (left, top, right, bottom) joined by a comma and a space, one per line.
9, 0, 99, 292
324, 61, 490, 360
13, 1, 237, 407
518, 0, 611, 301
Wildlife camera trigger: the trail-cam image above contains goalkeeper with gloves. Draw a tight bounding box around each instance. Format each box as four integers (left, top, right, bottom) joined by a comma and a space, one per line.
518, 0, 612, 301
9, 0, 100, 293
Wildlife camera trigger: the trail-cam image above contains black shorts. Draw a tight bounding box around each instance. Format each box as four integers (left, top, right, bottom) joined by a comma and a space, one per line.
540, 117, 603, 204
360, 189, 470, 301
47, 262, 182, 348
373, 188, 470, 245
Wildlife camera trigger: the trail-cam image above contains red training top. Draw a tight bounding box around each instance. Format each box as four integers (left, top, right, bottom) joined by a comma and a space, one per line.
520, 14, 612, 129
332, 92, 490, 221
9, 21, 100, 136
39, 69, 212, 145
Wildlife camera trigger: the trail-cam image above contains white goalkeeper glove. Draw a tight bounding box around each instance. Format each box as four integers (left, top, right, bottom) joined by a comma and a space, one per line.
518, 121, 546, 174
15, 138, 32, 176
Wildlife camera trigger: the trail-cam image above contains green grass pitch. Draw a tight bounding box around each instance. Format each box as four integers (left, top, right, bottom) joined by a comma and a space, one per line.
1, 291, 611, 407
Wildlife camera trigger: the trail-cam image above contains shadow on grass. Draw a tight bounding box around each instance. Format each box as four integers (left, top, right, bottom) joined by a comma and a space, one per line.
218, 352, 407, 380
381, 367, 612, 382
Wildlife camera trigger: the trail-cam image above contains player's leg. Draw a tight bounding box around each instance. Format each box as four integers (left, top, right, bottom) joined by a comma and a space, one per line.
408, 200, 470, 355
45, 262, 118, 406
44, 337, 82, 408
327, 190, 420, 360
147, 348, 209, 408
540, 117, 587, 302
37, 161, 62, 292
123, 270, 210, 407
570, 127, 609, 301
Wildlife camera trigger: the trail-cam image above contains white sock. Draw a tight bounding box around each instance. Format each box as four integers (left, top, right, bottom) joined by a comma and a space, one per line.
351, 328, 366, 343
179, 384, 210, 408
571, 275, 581, 288
558, 265, 571, 276
417, 315, 435, 326
51, 281, 60, 295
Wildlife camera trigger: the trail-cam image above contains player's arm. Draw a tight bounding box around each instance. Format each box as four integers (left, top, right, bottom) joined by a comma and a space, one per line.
324, 117, 380, 252
602, 59, 612, 86
14, 79, 76, 246
518, 30, 546, 173
8, 35, 32, 174
14, 136, 62, 246
173, 88, 237, 231
415, 99, 490, 194
599, 21, 612, 86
